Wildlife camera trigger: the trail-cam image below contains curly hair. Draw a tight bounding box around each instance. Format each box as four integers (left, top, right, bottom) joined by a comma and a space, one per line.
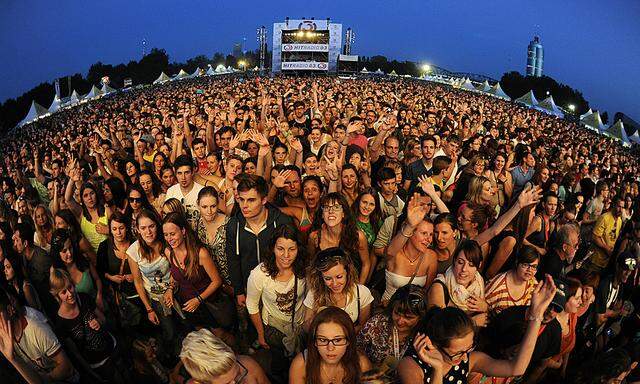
261, 224, 307, 279
307, 247, 359, 311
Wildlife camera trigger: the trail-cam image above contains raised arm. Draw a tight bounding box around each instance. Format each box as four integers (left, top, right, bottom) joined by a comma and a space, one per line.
64, 165, 84, 219
474, 187, 541, 246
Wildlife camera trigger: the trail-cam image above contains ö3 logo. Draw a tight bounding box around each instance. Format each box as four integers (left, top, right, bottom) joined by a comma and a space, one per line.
297, 20, 317, 30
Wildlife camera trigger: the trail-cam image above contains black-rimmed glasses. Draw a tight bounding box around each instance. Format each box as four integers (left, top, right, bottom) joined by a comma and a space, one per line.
315, 336, 349, 347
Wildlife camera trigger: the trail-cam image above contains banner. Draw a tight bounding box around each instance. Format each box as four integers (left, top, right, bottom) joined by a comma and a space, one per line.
282, 43, 328, 52
282, 61, 329, 70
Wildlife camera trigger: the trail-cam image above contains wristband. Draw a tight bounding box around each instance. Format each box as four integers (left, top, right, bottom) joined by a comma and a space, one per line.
197, 295, 203, 303
528, 314, 543, 323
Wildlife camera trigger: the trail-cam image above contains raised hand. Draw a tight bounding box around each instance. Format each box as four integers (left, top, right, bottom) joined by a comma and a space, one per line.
406, 193, 430, 227
530, 274, 557, 318
272, 169, 292, 189
517, 186, 542, 209
413, 333, 444, 371
290, 137, 303, 153
325, 156, 339, 181
347, 120, 362, 134
418, 175, 437, 196
0, 312, 15, 360
229, 134, 241, 150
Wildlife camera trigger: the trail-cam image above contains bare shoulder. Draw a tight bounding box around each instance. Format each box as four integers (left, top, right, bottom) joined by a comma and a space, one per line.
358, 351, 372, 372
237, 355, 270, 384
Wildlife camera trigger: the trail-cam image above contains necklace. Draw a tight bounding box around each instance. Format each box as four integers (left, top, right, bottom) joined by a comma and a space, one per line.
403, 249, 420, 264
321, 364, 341, 384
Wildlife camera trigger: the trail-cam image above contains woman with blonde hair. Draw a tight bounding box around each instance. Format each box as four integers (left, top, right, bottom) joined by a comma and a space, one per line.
161, 197, 186, 218
32, 204, 54, 252
303, 247, 373, 333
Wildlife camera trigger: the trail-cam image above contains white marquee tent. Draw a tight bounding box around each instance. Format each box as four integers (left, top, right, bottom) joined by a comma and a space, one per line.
515, 90, 539, 107
629, 130, 640, 144
580, 111, 606, 132
68, 90, 81, 105
84, 85, 103, 100
172, 69, 190, 81
487, 83, 510, 100
18, 101, 49, 127
536, 95, 564, 118
460, 78, 477, 91
101, 83, 117, 94
604, 120, 631, 145
153, 72, 171, 84
48, 95, 62, 114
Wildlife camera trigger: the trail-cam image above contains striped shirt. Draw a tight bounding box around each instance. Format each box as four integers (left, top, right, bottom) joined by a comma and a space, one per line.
485, 272, 537, 314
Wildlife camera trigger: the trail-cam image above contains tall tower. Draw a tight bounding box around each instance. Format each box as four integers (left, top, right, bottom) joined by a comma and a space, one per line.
526, 36, 543, 77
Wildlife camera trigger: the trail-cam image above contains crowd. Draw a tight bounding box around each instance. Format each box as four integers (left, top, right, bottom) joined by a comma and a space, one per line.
0, 74, 638, 384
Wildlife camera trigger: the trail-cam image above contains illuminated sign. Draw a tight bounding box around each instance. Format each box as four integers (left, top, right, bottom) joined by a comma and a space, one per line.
281, 62, 329, 70
282, 44, 329, 52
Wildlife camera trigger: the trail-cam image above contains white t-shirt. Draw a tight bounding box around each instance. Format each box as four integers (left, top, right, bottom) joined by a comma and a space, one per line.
165, 182, 204, 224
126, 241, 171, 299
14, 309, 62, 375
246, 264, 307, 328
303, 284, 373, 323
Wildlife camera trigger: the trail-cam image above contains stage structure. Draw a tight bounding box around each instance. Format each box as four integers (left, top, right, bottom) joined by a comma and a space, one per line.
272, 17, 342, 73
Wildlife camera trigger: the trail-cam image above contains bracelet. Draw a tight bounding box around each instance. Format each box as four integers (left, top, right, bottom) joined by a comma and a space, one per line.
528, 314, 543, 323
196, 295, 203, 303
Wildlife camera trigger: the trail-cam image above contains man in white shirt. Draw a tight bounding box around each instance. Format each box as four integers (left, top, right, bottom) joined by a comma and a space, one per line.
165, 154, 204, 225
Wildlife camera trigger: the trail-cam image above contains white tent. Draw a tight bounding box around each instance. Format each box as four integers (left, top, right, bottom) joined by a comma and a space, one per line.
360, 67, 369, 73
604, 120, 631, 145
214, 64, 226, 73
18, 101, 49, 127
84, 85, 103, 100
101, 83, 116, 94
389, 70, 398, 76
206, 66, 215, 76
460, 78, 476, 91
374, 68, 384, 75
537, 96, 564, 118
153, 72, 171, 84
515, 90, 539, 107
579, 108, 593, 120
226, 66, 233, 72
629, 130, 640, 144
188, 68, 202, 79
488, 83, 510, 100
48, 95, 62, 113
580, 111, 606, 132
476, 80, 491, 92
172, 69, 190, 81
252, 66, 259, 71
68, 90, 81, 105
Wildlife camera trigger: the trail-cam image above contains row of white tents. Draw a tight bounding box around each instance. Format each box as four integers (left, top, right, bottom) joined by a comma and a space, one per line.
15, 67, 640, 147
17, 83, 118, 127
153, 64, 258, 84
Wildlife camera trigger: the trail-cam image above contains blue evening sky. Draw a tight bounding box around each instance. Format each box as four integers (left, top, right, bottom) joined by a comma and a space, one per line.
1, 0, 638, 120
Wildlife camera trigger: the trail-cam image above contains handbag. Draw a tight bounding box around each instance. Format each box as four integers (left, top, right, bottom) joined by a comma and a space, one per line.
114, 256, 142, 328
171, 255, 236, 330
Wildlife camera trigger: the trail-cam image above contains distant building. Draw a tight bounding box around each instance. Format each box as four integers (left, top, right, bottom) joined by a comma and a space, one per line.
232, 43, 242, 58
526, 36, 544, 77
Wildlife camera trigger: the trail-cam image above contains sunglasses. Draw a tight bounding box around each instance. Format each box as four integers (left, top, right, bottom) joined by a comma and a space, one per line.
128, 196, 143, 203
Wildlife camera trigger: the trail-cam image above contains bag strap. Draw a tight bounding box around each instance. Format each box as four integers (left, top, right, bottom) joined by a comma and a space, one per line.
407, 252, 426, 286
356, 285, 361, 323
291, 276, 298, 331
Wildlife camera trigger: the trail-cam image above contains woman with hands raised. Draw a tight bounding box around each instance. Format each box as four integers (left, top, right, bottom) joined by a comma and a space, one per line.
399, 275, 557, 384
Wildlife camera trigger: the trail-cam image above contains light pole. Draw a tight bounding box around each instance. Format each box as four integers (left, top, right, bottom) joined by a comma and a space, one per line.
421, 64, 431, 78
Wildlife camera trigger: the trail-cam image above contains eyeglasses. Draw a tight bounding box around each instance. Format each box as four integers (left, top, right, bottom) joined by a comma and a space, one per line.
519, 262, 539, 271
128, 197, 143, 203
231, 361, 248, 384
322, 204, 343, 213
315, 336, 349, 347
438, 342, 476, 361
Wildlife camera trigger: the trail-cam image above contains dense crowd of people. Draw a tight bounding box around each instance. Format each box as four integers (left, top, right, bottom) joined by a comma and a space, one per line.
0, 74, 638, 384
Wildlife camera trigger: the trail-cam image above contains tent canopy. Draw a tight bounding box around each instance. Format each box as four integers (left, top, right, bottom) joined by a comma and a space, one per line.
18, 101, 49, 127
515, 90, 539, 106
48, 95, 62, 113
206, 66, 215, 76
537, 95, 564, 117
153, 72, 171, 84
101, 83, 116, 94
579, 108, 593, 120
68, 90, 80, 104
460, 78, 476, 91
172, 69, 190, 81
488, 83, 511, 100
629, 130, 640, 144
476, 80, 491, 92
84, 85, 103, 99
360, 67, 369, 73
580, 111, 606, 132
604, 120, 631, 144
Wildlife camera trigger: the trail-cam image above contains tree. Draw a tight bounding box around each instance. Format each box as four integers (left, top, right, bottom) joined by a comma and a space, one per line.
601, 111, 609, 125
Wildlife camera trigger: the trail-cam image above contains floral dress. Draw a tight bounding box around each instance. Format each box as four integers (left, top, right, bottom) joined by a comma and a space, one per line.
196, 216, 231, 286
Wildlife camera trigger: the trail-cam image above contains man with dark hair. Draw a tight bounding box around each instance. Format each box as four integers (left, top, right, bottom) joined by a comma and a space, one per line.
191, 138, 208, 174
589, 196, 624, 272
165, 154, 204, 224
376, 167, 405, 218
426, 155, 453, 192
226, 174, 292, 307
404, 135, 436, 191
12, 222, 53, 314
434, 134, 461, 190
288, 100, 311, 134
511, 150, 536, 196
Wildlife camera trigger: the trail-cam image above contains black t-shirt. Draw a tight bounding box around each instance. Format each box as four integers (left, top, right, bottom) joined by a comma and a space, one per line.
595, 274, 623, 315
483, 305, 561, 363
55, 293, 114, 365
536, 249, 568, 280
288, 115, 311, 134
